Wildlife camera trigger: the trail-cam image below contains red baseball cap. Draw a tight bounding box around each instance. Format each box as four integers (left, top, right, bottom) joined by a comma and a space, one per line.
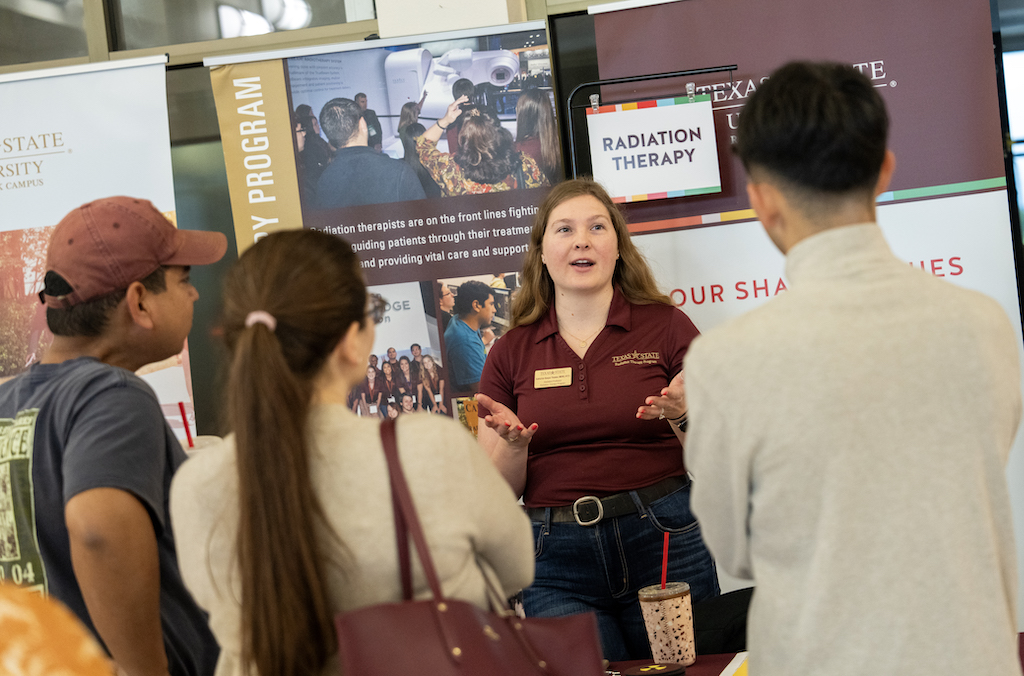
42, 196, 228, 309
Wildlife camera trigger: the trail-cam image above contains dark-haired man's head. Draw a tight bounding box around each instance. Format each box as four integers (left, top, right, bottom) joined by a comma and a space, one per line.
43, 267, 167, 338
452, 78, 475, 104
319, 98, 366, 148
454, 280, 495, 327
41, 196, 227, 369
735, 61, 895, 251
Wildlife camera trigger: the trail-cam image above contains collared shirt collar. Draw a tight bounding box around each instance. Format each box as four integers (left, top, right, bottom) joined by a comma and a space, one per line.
534, 287, 632, 343
785, 222, 895, 286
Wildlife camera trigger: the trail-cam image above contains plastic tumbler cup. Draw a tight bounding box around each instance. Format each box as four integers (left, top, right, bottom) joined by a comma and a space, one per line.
638, 581, 696, 666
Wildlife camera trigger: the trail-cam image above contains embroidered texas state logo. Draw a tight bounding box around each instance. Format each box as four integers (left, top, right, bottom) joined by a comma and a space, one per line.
612, 350, 660, 366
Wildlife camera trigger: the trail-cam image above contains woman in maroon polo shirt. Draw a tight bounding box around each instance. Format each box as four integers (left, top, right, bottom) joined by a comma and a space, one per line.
476, 178, 720, 661
379, 360, 401, 407
357, 365, 383, 417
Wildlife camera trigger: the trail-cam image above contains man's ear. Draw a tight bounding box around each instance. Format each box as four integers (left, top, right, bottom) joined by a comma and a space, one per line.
747, 181, 784, 230
875, 149, 896, 197
124, 281, 155, 330
747, 180, 790, 253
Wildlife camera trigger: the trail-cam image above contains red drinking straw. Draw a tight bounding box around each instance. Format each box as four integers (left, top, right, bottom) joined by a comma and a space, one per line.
178, 401, 194, 448
661, 532, 670, 589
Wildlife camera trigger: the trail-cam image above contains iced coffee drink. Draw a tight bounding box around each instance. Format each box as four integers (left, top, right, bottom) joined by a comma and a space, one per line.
638, 581, 695, 666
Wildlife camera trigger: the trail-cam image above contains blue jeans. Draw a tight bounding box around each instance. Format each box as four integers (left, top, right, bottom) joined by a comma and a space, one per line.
523, 481, 719, 661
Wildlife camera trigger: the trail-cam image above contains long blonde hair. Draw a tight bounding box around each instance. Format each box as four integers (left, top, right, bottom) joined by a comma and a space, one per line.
510, 178, 671, 328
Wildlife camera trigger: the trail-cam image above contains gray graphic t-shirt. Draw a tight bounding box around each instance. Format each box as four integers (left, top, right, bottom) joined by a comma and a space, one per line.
0, 356, 218, 676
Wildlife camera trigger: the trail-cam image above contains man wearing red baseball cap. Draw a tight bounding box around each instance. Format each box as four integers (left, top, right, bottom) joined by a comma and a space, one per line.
0, 197, 227, 676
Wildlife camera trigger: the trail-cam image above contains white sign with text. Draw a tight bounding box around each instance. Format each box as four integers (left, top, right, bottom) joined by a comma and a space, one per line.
587, 95, 722, 203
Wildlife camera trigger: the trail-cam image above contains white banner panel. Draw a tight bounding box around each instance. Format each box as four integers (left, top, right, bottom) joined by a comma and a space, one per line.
0, 58, 197, 442
635, 189, 1024, 599
0, 59, 174, 232
636, 192, 1022, 342
370, 281, 435, 359
587, 95, 722, 203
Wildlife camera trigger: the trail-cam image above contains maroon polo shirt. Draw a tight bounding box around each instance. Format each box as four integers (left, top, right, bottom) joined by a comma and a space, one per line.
479, 288, 699, 507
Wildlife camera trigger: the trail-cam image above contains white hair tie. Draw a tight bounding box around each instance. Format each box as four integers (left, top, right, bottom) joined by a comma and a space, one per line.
245, 311, 277, 331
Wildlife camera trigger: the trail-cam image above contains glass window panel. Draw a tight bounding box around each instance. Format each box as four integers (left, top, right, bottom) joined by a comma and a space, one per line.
115, 0, 375, 50
169, 140, 237, 435
0, 0, 88, 67
1003, 51, 1024, 142
1014, 155, 1024, 212
166, 66, 221, 145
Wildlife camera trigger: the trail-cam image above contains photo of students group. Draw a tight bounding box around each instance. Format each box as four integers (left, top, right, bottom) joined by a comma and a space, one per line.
287, 31, 561, 210
1, 59, 1022, 676
349, 341, 450, 418
342, 271, 517, 418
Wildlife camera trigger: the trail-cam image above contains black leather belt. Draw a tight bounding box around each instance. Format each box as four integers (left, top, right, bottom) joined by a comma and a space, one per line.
525, 475, 690, 527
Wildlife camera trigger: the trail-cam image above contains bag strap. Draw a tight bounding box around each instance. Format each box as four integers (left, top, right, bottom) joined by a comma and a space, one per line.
391, 453, 413, 601
380, 419, 445, 601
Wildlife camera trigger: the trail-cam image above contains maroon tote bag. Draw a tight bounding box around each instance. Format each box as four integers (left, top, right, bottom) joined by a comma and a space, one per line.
334, 419, 605, 676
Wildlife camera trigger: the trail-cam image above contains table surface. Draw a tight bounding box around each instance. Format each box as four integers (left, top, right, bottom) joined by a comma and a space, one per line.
609, 632, 1024, 675
609, 652, 736, 676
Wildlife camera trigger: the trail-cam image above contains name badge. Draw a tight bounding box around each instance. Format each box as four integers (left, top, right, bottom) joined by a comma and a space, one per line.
534, 367, 573, 389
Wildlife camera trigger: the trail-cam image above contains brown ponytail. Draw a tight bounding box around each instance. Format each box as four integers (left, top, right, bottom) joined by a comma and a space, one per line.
221, 229, 366, 676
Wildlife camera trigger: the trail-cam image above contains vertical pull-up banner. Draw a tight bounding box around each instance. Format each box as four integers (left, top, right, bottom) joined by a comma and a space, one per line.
589, 0, 1018, 331
209, 60, 303, 252
0, 56, 199, 442
589, 0, 1024, 620
206, 22, 561, 424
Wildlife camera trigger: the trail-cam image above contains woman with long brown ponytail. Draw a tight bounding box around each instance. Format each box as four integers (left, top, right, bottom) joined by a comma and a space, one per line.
170, 229, 533, 676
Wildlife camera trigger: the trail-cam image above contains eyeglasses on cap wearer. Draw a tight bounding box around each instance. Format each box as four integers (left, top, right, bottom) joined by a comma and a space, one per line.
367, 293, 387, 324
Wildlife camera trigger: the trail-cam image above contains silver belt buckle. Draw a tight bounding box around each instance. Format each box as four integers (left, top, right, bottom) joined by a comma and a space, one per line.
572, 495, 604, 526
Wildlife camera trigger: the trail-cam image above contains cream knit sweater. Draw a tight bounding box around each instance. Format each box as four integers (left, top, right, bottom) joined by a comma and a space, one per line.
171, 406, 534, 676
687, 224, 1022, 676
